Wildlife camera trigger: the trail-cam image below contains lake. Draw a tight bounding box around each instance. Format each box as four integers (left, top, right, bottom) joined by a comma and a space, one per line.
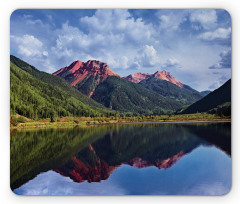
10, 122, 231, 195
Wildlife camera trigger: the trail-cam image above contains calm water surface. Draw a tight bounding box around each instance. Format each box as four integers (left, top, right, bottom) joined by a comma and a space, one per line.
10, 122, 231, 195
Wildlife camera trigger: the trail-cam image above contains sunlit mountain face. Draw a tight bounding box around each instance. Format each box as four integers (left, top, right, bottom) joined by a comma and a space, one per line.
53, 60, 120, 97
123, 70, 184, 87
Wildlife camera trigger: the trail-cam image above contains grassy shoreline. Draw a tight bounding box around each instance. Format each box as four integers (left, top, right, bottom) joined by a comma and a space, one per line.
10, 113, 231, 129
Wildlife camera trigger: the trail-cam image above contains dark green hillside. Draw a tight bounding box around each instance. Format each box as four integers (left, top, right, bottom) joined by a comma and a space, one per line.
10, 55, 107, 110
139, 76, 204, 105
10, 62, 109, 119
207, 102, 231, 116
91, 76, 182, 114
181, 79, 231, 115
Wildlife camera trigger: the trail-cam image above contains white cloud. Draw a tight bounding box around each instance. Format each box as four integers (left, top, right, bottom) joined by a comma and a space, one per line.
136, 45, 160, 67
80, 9, 155, 44
209, 49, 231, 69
26, 18, 44, 26
10, 34, 55, 73
47, 15, 53, 21
23, 14, 33, 19
21, 14, 45, 26
208, 75, 229, 90
43, 51, 48, 56
101, 54, 129, 69
198, 27, 231, 40
11, 34, 46, 57
163, 58, 181, 68
157, 10, 188, 31
190, 10, 217, 29
120, 56, 129, 68
49, 10, 157, 70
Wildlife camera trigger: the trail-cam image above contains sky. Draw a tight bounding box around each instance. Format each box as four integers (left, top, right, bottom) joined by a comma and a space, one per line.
10, 9, 231, 91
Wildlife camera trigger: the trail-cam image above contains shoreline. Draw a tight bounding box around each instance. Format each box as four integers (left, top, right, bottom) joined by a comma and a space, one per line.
111, 120, 231, 125
10, 119, 231, 129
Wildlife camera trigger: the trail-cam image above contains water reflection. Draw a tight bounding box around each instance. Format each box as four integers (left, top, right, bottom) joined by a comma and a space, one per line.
11, 122, 231, 195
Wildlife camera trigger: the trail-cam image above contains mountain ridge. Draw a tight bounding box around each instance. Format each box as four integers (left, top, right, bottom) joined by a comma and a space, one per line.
53, 59, 120, 96
123, 70, 184, 87
53, 60, 183, 114
53, 60, 186, 95
181, 79, 231, 115
139, 76, 204, 105
90, 75, 182, 114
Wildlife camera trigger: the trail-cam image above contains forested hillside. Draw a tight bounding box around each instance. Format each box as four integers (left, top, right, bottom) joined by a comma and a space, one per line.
181, 79, 231, 115
10, 55, 107, 110
139, 76, 204, 105
10, 62, 111, 119
91, 76, 182, 114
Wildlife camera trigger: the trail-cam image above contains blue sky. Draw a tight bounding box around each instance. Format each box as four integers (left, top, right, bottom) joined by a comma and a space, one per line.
10, 9, 231, 91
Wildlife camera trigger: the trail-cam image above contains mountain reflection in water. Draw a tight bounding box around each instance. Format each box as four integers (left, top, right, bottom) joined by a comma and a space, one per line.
10, 122, 231, 195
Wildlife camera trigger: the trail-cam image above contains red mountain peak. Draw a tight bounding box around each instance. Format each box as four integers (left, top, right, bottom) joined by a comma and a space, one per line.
153, 71, 169, 81
69, 60, 85, 73
123, 72, 151, 83
124, 70, 184, 88
161, 70, 170, 74
157, 70, 184, 88
53, 59, 120, 90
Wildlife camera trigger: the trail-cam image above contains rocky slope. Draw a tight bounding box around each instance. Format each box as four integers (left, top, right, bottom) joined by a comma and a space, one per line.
123, 72, 151, 83
53, 60, 120, 96
123, 70, 204, 106
123, 70, 184, 87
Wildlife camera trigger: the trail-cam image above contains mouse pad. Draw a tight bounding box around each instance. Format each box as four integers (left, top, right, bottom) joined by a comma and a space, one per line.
10, 9, 231, 195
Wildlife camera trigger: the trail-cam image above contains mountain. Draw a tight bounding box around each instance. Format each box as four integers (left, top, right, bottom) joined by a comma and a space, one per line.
123, 70, 184, 87
124, 70, 204, 105
90, 76, 182, 114
123, 72, 151, 83
181, 79, 231, 115
53, 60, 120, 97
53, 60, 182, 114
10, 56, 112, 119
152, 70, 184, 87
139, 76, 204, 105
201, 90, 211, 96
